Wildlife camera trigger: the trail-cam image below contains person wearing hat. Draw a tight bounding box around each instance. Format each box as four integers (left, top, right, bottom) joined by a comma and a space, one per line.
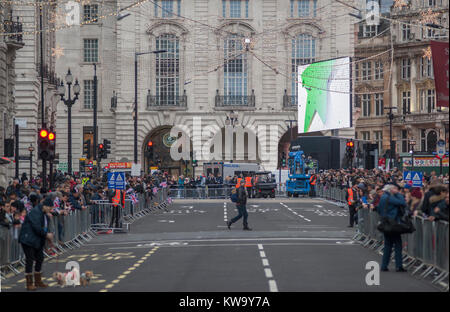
18, 197, 54, 290
377, 183, 407, 272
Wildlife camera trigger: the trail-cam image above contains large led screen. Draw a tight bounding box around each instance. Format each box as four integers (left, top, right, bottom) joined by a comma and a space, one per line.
297, 57, 351, 134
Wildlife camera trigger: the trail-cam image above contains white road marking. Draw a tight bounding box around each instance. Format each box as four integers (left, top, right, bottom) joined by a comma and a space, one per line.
260, 251, 266, 258
109, 242, 357, 249
264, 268, 273, 278
262, 258, 269, 266
315, 205, 323, 208
258, 244, 263, 250
269, 280, 278, 292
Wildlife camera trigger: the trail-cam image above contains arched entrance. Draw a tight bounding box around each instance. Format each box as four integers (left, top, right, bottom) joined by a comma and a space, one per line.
426, 130, 438, 153
278, 126, 298, 169
142, 126, 192, 177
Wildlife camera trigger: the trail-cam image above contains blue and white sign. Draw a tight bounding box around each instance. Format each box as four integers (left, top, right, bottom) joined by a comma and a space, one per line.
107, 172, 115, 189
114, 172, 126, 190
403, 171, 423, 187
437, 139, 446, 159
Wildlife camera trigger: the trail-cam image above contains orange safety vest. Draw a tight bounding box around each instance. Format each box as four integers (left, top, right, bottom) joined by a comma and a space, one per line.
309, 175, 316, 186
347, 188, 354, 206
236, 178, 242, 188
112, 190, 121, 206
245, 177, 252, 187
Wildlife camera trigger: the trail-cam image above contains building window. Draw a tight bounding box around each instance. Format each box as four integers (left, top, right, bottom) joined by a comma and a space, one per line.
290, 0, 316, 18
156, 34, 180, 105
420, 57, 433, 78
362, 61, 371, 80
401, 130, 408, 153
374, 61, 383, 80
420, 89, 436, 113
401, 58, 411, 80
291, 34, 316, 96
364, 24, 377, 37
402, 91, 411, 114
401, 23, 411, 41
224, 36, 248, 99
362, 94, 371, 117
83, 4, 98, 23
362, 131, 370, 141
83, 39, 98, 63
375, 93, 383, 116
374, 131, 383, 154
222, 0, 249, 18
420, 129, 426, 151
424, 0, 437, 7
427, 130, 438, 153
83, 80, 94, 109
155, 0, 181, 17
423, 27, 436, 39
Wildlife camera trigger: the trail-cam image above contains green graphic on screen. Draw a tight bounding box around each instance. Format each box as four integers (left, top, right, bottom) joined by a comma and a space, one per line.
301, 59, 334, 133
297, 57, 350, 134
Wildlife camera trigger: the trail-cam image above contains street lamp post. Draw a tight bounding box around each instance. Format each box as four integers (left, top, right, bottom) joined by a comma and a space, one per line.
384, 107, 397, 170
134, 50, 167, 164
57, 69, 80, 176
410, 139, 416, 170
28, 145, 34, 180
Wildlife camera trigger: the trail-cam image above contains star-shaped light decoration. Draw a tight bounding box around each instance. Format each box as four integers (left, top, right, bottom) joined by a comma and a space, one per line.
422, 46, 432, 60
393, 0, 408, 9
51, 45, 65, 59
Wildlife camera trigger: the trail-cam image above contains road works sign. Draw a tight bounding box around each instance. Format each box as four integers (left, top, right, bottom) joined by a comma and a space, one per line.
403, 171, 423, 187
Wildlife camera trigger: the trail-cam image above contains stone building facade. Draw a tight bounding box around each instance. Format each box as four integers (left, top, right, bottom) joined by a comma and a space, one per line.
55, 0, 357, 176
354, 0, 449, 163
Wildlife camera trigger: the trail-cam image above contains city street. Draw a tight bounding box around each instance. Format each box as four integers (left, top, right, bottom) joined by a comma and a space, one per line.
2, 198, 437, 292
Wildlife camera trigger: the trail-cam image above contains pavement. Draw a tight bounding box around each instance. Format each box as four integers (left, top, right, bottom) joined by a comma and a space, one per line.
1, 197, 438, 292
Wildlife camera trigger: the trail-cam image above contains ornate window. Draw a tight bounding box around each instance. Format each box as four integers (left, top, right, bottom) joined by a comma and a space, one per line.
83, 39, 98, 62
374, 61, 383, 80
420, 89, 435, 113
362, 94, 371, 117
154, 0, 181, 18
420, 57, 433, 78
362, 61, 372, 80
402, 91, 411, 114
291, 34, 316, 97
83, 4, 98, 23
155, 34, 180, 105
224, 36, 248, 100
401, 58, 411, 80
222, 0, 249, 18
375, 93, 383, 116
83, 80, 94, 109
290, 0, 317, 18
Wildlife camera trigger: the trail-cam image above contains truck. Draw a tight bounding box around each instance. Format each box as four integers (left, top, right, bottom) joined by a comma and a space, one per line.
203, 162, 261, 178
253, 171, 277, 198
285, 145, 318, 197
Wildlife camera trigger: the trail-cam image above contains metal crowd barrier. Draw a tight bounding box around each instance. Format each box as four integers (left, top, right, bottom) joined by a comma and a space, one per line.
316, 185, 347, 206
1, 187, 171, 279
168, 184, 287, 199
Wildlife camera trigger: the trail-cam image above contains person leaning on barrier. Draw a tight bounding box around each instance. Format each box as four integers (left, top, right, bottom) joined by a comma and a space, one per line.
376, 183, 407, 272
429, 188, 449, 222
18, 197, 55, 290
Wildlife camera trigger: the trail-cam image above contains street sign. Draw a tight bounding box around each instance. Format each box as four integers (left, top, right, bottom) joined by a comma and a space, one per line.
131, 163, 141, 176
403, 171, 423, 187
18, 156, 31, 160
115, 172, 126, 190
107, 172, 115, 189
437, 139, 446, 159
14, 118, 27, 128
57, 162, 68, 173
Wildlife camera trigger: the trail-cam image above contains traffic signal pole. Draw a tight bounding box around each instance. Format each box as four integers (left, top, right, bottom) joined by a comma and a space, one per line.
93, 64, 98, 163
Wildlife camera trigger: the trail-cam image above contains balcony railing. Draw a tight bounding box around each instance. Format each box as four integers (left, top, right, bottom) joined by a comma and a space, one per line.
36, 63, 60, 86
146, 90, 187, 109
283, 90, 297, 108
215, 89, 255, 107
3, 17, 23, 44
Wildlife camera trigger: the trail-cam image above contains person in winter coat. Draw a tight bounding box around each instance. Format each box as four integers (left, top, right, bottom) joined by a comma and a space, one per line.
227, 180, 252, 231
430, 189, 449, 222
377, 183, 407, 272
18, 197, 54, 290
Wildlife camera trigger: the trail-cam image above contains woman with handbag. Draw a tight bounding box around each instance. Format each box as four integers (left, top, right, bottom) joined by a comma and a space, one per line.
377, 183, 408, 272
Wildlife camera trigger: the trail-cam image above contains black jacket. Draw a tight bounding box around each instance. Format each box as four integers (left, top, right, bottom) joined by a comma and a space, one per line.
237, 186, 247, 206
18, 205, 49, 249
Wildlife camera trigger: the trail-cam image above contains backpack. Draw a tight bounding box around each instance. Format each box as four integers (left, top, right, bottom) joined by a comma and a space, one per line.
230, 188, 238, 203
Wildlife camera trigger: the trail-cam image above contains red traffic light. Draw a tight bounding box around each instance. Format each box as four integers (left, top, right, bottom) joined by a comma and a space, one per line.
99, 144, 104, 149
39, 129, 48, 138
48, 132, 55, 141
147, 141, 153, 147
347, 141, 354, 147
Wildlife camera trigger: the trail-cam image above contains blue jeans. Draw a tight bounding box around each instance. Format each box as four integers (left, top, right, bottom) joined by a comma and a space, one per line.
230, 204, 248, 228
381, 232, 403, 270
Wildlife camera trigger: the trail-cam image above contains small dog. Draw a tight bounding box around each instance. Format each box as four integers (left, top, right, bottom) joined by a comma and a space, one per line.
53, 271, 66, 287
52, 267, 83, 288
80, 271, 94, 287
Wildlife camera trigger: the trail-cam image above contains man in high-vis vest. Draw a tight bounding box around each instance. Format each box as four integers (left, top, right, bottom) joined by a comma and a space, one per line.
245, 175, 253, 198
109, 189, 122, 229
346, 184, 359, 227
309, 174, 317, 197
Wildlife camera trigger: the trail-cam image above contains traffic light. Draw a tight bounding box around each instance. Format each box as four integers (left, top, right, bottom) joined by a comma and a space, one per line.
146, 141, 154, 159
103, 139, 111, 156
346, 140, 355, 159
48, 130, 56, 160
280, 152, 286, 167
98, 143, 105, 160
192, 159, 198, 167
38, 129, 50, 160
83, 139, 91, 159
